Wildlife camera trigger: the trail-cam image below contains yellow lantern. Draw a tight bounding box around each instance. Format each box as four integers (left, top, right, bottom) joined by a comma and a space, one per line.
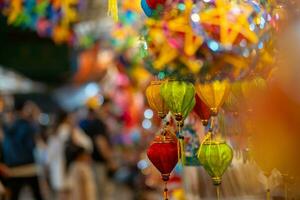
195, 80, 230, 116
146, 80, 169, 119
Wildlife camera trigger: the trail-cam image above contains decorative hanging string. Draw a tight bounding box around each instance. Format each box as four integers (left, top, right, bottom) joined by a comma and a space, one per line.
108, 0, 118, 21
178, 122, 185, 165
284, 182, 288, 200
216, 185, 220, 200
266, 188, 270, 200
163, 181, 169, 200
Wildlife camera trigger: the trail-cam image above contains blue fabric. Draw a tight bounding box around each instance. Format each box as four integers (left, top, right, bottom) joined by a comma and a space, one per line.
2, 119, 37, 167
141, 0, 153, 17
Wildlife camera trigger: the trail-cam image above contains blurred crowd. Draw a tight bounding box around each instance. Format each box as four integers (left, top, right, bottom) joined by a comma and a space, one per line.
0, 98, 143, 200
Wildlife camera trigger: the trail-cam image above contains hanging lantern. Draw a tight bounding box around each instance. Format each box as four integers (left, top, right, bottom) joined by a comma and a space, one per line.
195, 80, 230, 116
183, 125, 200, 166
160, 80, 196, 126
147, 129, 178, 200
193, 95, 211, 126
223, 82, 243, 115
197, 136, 233, 185
146, 80, 169, 119
160, 80, 195, 163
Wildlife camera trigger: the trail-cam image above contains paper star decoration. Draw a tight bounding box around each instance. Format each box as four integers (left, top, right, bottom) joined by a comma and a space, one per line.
145, 0, 204, 73
199, 0, 259, 48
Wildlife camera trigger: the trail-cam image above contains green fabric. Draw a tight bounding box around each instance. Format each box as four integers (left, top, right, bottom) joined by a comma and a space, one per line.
198, 141, 233, 184
160, 81, 195, 119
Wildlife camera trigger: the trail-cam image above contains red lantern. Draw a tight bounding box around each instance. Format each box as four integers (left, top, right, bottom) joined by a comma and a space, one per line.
147, 130, 178, 200
193, 95, 211, 126
146, 0, 166, 9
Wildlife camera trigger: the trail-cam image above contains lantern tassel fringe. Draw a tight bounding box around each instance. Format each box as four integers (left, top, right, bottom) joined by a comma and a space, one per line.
108, 0, 118, 21
216, 185, 220, 200
163, 181, 168, 200
266, 189, 270, 200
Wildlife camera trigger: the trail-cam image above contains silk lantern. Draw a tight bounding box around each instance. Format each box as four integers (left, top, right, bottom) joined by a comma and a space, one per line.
197, 135, 233, 186
146, 80, 169, 119
147, 129, 178, 200
160, 80, 195, 163
160, 80, 196, 126
195, 80, 230, 116
193, 95, 211, 126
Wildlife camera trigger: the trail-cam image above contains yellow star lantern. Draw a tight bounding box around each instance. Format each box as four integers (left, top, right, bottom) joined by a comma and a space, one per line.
195, 0, 260, 49
6, 0, 23, 24
145, 0, 204, 74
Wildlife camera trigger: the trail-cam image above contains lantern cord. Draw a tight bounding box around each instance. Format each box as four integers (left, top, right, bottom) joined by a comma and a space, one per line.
197, 132, 212, 158
216, 185, 220, 200
266, 189, 270, 200
178, 124, 185, 164
284, 182, 288, 200
163, 181, 168, 200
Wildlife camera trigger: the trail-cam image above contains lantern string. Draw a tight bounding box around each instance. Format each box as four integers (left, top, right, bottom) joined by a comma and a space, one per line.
216, 185, 220, 200
178, 124, 185, 165
197, 131, 212, 158
266, 189, 270, 200
163, 181, 168, 200
284, 181, 288, 200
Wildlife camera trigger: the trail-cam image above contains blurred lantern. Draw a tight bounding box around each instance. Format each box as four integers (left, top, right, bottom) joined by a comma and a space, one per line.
160, 80, 195, 163
197, 135, 233, 186
147, 129, 178, 200
195, 80, 230, 116
183, 125, 200, 166
141, 0, 166, 17
241, 77, 267, 100
193, 95, 211, 126
146, 80, 169, 119
223, 82, 243, 114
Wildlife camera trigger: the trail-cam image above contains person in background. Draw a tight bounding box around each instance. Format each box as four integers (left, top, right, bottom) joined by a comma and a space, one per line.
1, 101, 43, 200
47, 111, 93, 200
79, 101, 116, 200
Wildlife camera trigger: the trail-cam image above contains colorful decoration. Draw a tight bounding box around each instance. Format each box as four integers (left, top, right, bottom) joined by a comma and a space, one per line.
195, 80, 230, 116
193, 95, 211, 126
147, 129, 178, 200
146, 80, 169, 119
1, 0, 79, 44
197, 135, 233, 186
142, 0, 205, 76
191, 0, 269, 53
160, 80, 195, 163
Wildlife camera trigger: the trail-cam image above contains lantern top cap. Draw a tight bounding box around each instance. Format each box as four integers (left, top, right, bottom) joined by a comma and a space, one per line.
202, 140, 226, 145
150, 80, 165, 85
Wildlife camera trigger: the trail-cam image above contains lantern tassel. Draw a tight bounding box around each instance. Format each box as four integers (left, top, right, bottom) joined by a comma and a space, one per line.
266, 189, 270, 200
284, 182, 288, 200
163, 181, 168, 200
108, 0, 118, 21
178, 125, 185, 164
216, 185, 220, 200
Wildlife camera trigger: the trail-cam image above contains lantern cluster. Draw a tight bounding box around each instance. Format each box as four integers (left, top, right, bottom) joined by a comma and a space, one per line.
145, 78, 234, 198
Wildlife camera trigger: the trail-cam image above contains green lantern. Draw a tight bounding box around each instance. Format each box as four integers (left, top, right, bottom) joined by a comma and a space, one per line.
160, 80, 196, 126
198, 136, 233, 185
160, 80, 196, 164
